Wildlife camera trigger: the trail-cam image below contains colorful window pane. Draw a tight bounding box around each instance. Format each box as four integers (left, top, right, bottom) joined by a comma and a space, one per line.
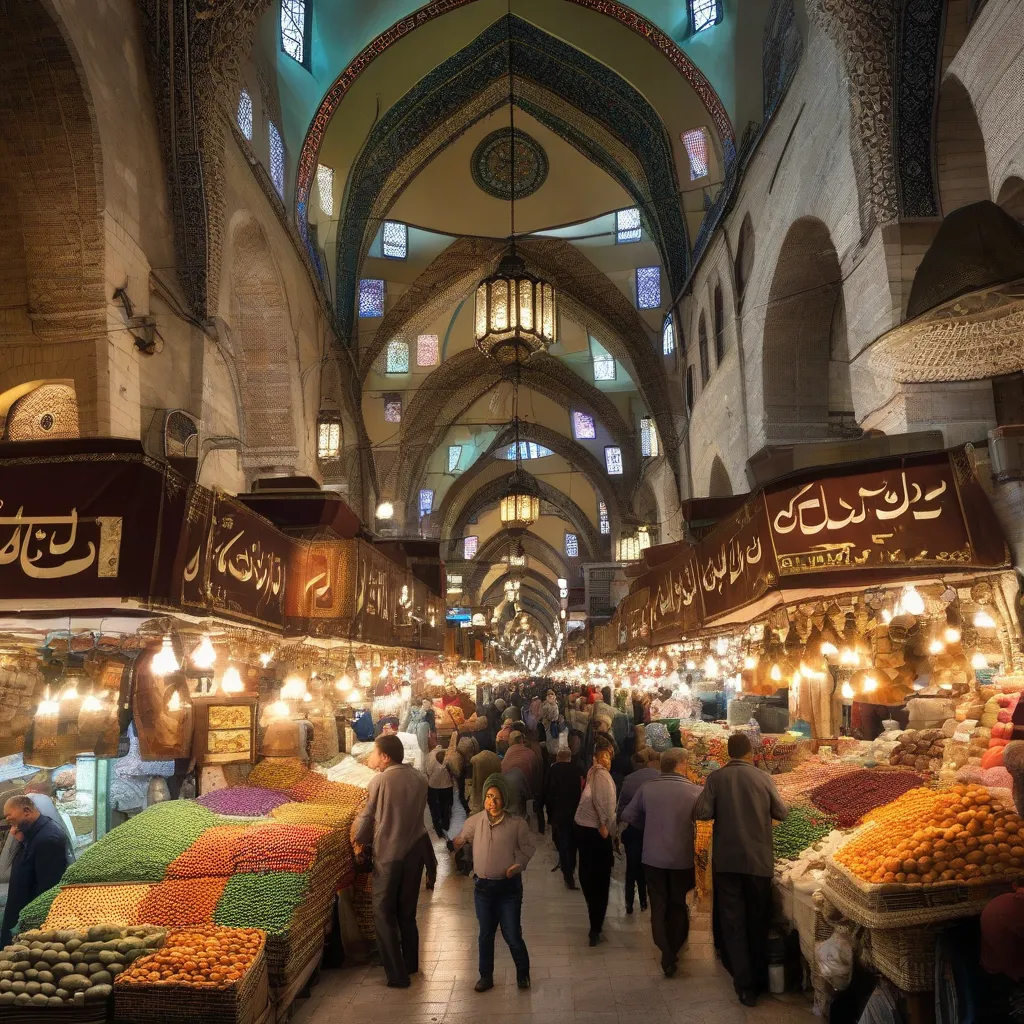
281, 0, 307, 64
690, 0, 722, 34
641, 417, 660, 458
419, 489, 434, 516
616, 207, 641, 244
636, 267, 661, 309
386, 339, 409, 374
605, 446, 624, 475
447, 445, 462, 472
359, 279, 385, 317
316, 164, 334, 216
501, 442, 553, 460
268, 122, 285, 198
565, 533, 579, 558
599, 501, 610, 535
682, 127, 711, 180
593, 353, 616, 382
572, 411, 596, 440
464, 535, 479, 559
237, 89, 253, 140
384, 394, 402, 423
416, 334, 439, 367
662, 314, 675, 355
382, 220, 408, 259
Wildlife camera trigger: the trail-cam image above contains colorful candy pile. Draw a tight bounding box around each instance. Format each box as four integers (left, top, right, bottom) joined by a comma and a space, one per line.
809, 769, 929, 828
246, 757, 308, 791
773, 806, 838, 860
196, 786, 292, 817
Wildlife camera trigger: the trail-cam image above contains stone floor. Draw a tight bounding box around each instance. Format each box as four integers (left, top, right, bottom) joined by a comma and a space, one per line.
294, 805, 818, 1024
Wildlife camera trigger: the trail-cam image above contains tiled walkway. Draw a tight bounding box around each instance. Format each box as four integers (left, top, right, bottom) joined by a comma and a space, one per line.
295, 808, 818, 1024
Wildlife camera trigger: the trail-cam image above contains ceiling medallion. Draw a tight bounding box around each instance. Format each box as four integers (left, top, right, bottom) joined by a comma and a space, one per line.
471, 127, 549, 201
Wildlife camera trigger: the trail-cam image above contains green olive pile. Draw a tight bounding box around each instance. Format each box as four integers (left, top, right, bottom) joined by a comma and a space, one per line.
213, 871, 309, 934
0, 925, 166, 1008
773, 806, 838, 861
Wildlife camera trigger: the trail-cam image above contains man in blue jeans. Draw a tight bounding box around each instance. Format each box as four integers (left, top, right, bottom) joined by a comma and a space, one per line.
453, 773, 536, 993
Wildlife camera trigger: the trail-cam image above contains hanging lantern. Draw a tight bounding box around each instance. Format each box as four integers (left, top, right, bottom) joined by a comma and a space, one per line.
475, 251, 557, 366
151, 636, 181, 677
191, 635, 217, 670
499, 469, 540, 531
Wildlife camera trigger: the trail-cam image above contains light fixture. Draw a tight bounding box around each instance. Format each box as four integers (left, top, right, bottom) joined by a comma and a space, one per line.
901, 586, 925, 616
35, 688, 60, 718
151, 637, 180, 677
769, 663, 782, 682
474, 14, 556, 366
704, 656, 718, 677
973, 609, 996, 629
220, 665, 244, 694
743, 655, 757, 670
500, 470, 540, 532
928, 638, 944, 655
281, 675, 308, 701
840, 681, 855, 700
80, 694, 105, 713
191, 635, 217, 670
715, 637, 729, 657
944, 625, 962, 644
166, 690, 183, 713
862, 674, 879, 694
971, 651, 988, 670
259, 651, 274, 668
376, 501, 394, 520
267, 698, 290, 719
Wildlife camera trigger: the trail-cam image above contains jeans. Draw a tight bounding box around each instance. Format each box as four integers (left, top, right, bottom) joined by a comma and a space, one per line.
622, 826, 647, 910
474, 875, 530, 980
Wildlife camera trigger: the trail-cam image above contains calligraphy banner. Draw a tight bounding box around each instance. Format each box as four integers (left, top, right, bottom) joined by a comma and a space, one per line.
642, 547, 702, 646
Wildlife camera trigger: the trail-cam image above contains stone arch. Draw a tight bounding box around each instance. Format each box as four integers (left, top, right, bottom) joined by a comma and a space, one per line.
708, 455, 733, 497
997, 177, 1024, 223
482, 570, 560, 614
735, 213, 755, 308
761, 217, 849, 442
227, 212, 301, 475
936, 74, 990, 217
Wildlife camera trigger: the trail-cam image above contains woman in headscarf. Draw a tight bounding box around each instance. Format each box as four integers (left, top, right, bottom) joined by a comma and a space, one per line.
573, 734, 617, 946
470, 747, 503, 814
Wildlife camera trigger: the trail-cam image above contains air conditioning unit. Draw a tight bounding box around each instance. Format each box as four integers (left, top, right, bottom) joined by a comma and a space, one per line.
989, 425, 1024, 482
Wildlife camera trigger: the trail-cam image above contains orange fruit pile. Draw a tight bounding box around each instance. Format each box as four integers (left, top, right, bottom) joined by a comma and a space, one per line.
835, 784, 1024, 884
136, 877, 228, 927
116, 925, 265, 990
165, 825, 252, 879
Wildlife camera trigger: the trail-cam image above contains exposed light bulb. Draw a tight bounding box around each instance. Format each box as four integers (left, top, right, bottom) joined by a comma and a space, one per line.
862, 675, 879, 694
220, 665, 244, 694
191, 635, 217, 670
820, 641, 839, 658
841, 681, 855, 700
881, 609, 893, 625
36, 688, 60, 717
281, 676, 308, 700
704, 656, 719, 677
151, 637, 180, 677
743, 656, 757, 670
715, 637, 728, 656
259, 652, 273, 668
80, 694, 104, 713
267, 698, 290, 719
302, 691, 313, 703
928, 639, 944, 655
971, 651, 987, 670
770, 664, 782, 682
973, 610, 996, 629
943, 626, 961, 644
901, 586, 925, 616
840, 648, 860, 667
59, 680, 80, 702
376, 501, 394, 520
166, 690, 183, 713
685, 660, 696, 671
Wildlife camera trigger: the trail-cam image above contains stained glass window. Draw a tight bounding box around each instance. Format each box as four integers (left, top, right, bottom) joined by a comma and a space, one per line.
382, 220, 408, 259
616, 207, 641, 244
682, 127, 710, 180
598, 500, 610, 535
500, 442, 553, 460
384, 394, 402, 423
593, 353, 616, 382
386, 340, 409, 374
662, 314, 675, 355
316, 164, 334, 216
416, 334, 439, 367
605, 446, 624, 475
447, 574, 463, 594
565, 533, 579, 558
463, 535, 479, 559
237, 89, 253, 140
689, 0, 722, 34
359, 279, 385, 317
281, 0, 308, 65
572, 411, 596, 440
419, 489, 434, 516
268, 122, 285, 198
447, 445, 462, 472
641, 417, 660, 458
636, 267, 661, 309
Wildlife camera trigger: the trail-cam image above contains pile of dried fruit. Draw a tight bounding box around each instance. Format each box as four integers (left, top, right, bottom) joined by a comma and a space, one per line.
888, 729, 947, 773
165, 826, 253, 879
136, 879, 228, 928
269, 801, 360, 828
835, 784, 1024, 884
809, 769, 928, 828
246, 758, 308, 791
773, 759, 864, 804
773, 806, 838, 860
45, 885, 154, 930
0, 924, 165, 1008
195, 786, 292, 817
232, 824, 334, 874
114, 926, 264, 990
213, 872, 310, 934
287, 772, 361, 804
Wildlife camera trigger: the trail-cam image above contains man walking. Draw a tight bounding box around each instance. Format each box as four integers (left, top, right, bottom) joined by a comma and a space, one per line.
544, 746, 585, 888
351, 734, 429, 988
696, 733, 788, 1006
1, 795, 69, 946
453, 773, 535, 993
621, 747, 701, 976
616, 747, 661, 914
424, 747, 455, 843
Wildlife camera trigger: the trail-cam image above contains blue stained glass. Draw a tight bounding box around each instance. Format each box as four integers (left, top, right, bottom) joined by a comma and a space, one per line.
500, 442, 553, 460
359, 279, 385, 318
386, 339, 409, 373
616, 208, 641, 243
464, 535, 478, 559
281, 0, 307, 63
599, 501, 610, 535
690, 0, 721, 34
572, 411, 596, 440
382, 221, 408, 259
448, 445, 462, 472
268, 122, 285, 198
662, 314, 675, 355
565, 533, 579, 558
636, 267, 661, 310
237, 89, 253, 140
605, 446, 624, 475
419, 489, 434, 515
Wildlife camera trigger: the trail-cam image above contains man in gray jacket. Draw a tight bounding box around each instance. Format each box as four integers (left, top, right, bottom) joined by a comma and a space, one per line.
696, 732, 788, 1007
351, 734, 429, 988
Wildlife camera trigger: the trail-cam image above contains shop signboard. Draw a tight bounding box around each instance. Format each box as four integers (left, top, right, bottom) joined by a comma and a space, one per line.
643, 546, 703, 646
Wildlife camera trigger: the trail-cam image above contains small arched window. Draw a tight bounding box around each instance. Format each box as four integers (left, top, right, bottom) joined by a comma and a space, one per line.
698, 313, 710, 386
713, 285, 725, 365
685, 366, 695, 415
735, 213, 754, 305
237, 89, 253, 140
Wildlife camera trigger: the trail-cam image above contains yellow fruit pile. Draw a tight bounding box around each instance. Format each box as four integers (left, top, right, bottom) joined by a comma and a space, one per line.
835, 784, 1024, 885
45, 884, 154, 929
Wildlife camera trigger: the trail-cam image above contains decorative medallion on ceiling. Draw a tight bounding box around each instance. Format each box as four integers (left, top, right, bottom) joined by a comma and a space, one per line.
471, 128, 549, 201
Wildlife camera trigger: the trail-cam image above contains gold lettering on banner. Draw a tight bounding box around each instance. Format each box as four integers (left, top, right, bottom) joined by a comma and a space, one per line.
0, 500, 122, 580
211, 519, 284, 601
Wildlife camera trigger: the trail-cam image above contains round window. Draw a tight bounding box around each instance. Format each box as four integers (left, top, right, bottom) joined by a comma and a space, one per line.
39, 413, 55, 431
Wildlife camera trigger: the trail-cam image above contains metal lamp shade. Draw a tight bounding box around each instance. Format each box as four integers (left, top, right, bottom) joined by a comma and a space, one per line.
475, 252, 557, 365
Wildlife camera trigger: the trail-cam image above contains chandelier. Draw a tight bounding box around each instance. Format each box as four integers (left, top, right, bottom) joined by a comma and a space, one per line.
500, 468, 539, 531
474, 8, 557, 367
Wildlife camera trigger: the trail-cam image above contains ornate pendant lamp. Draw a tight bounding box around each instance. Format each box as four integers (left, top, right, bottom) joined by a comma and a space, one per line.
475, 6, 557, 367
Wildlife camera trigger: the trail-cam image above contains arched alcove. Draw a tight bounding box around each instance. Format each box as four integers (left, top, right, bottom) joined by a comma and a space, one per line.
936, 75, 990, 216
734, 213, 755, 307
708, 455, 733, 497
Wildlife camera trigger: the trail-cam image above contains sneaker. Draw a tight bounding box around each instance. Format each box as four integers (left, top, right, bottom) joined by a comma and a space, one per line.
517, 974, 531, 990
738, 990, 758, 1007
474, 977, 494, 993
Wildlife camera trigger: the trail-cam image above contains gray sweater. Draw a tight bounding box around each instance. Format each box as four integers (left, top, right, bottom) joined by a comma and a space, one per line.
353, 762, 428, 863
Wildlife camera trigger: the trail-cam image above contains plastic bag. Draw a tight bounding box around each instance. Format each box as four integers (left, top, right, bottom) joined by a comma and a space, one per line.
816, 930, 855, 991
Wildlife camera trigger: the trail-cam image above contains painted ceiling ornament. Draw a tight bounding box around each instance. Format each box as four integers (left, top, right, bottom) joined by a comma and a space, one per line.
471, 127, 549, 201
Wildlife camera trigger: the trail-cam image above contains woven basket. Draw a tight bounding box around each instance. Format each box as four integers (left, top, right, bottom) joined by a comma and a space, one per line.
114, 950, 269, 1024
823, 859, 1015, 928
867, 925, 937, 993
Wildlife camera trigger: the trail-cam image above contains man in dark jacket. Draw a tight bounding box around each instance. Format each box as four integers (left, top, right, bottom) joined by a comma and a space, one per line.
1, 795, 69, 945
543, 748, 585, 888
616, 747, 661, 914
